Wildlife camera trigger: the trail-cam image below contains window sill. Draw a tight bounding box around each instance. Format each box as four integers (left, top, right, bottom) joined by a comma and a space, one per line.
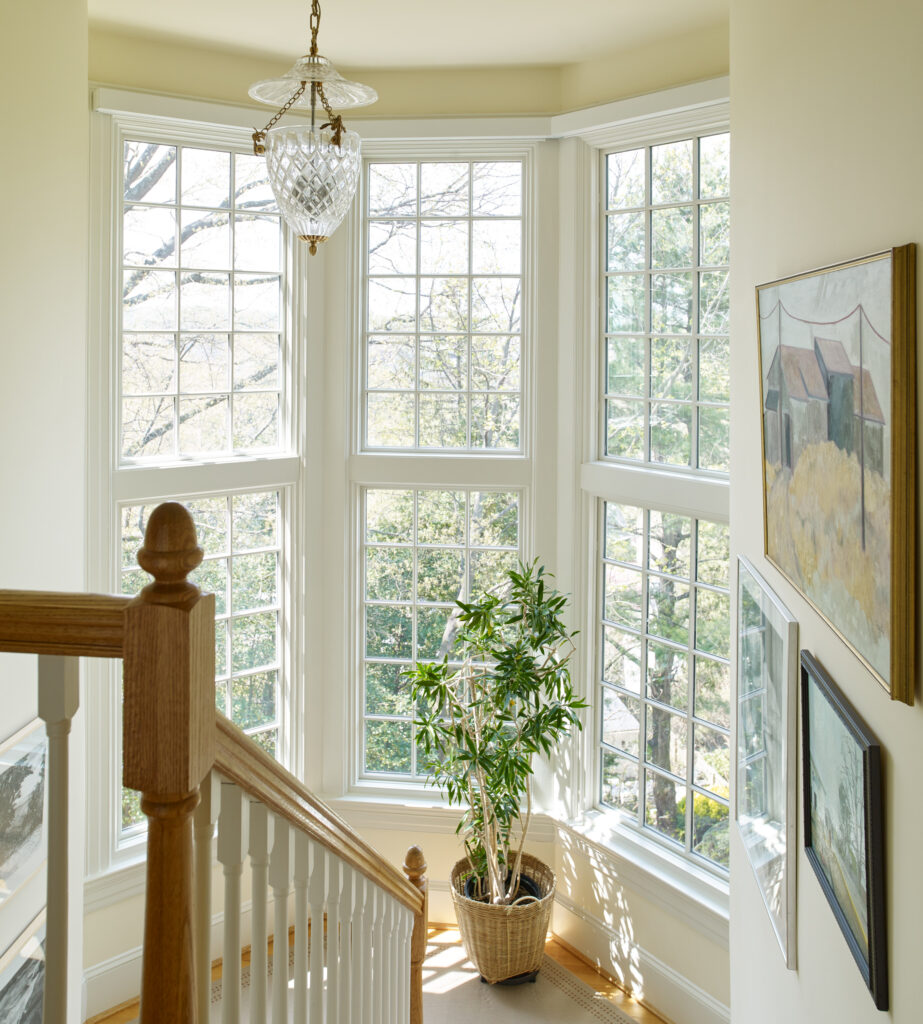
328, 790, 557, 844
555, 809, 729, 949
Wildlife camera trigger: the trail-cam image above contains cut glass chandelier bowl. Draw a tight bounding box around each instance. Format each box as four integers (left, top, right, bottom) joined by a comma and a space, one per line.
263, 124, 362, 253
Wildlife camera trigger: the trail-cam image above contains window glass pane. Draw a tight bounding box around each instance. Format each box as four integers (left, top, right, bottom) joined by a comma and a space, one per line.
365, 160, 523, 451
651, 140, 693, 204
124, 142, 176, 204
601, 752, 639, 815
362, 487, 521, 777
119, 141, 284, 462
606, 337, 645, 397
645, 772, 685, 845
472, 162, 521, 216
699, 134, 730, 199
607, 212, 646, 272
602, 687, 641, 756
606, 149, 645, 210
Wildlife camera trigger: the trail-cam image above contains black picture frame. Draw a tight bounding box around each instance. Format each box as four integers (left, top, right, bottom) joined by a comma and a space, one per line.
801, 651, 887, 1010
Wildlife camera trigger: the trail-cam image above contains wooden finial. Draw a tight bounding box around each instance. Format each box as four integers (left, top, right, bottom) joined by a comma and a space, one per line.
403, 845, 427, 887
136, 502, 203, 602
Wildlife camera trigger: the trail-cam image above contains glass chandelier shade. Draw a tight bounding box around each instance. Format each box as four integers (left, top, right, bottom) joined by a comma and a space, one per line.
248, 0, 377, 253
263, 124, 362, 254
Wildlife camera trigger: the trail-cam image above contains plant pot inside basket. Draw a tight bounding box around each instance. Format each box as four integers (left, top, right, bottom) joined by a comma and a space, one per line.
463, 870, 543, 904
451, 853, 555, 985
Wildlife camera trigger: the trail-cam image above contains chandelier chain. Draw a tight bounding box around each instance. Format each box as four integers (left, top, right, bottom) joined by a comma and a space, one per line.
309, 0, 322, 56
252, 81, 308, 154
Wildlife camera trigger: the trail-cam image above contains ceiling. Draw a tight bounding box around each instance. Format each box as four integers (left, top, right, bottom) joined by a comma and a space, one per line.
88, 0, 728, 69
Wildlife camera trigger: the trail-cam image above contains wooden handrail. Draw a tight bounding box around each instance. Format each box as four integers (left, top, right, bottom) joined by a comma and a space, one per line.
0, 590, 130, 657
215, 715, 425, 917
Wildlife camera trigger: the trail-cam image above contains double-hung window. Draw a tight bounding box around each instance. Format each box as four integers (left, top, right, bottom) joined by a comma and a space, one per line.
354, 151, 534, 784
590, 131, 731, 873
90, 117, 301, 854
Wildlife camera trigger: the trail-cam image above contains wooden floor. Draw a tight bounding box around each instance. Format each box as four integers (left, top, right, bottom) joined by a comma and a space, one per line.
87, 926, 669, 1024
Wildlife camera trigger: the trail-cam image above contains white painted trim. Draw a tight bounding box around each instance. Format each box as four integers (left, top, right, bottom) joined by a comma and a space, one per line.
329, 796, 556, 844
552, 894, 730, 1024
348, 453, 532, 488
550, 77, 730, 145
112, 456, 301, 503
556, 815, 729, 948
581, 460, 730, 522
84, 861, 146, 914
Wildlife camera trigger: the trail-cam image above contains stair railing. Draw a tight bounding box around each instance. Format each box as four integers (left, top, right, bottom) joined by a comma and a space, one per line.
0, 501, 427, 1024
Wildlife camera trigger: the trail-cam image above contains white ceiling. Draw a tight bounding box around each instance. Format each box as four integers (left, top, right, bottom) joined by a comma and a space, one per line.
88, 0, 728, 69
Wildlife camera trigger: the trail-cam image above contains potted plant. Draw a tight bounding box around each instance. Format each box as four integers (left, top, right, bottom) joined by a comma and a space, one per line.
407, 560, 585, 984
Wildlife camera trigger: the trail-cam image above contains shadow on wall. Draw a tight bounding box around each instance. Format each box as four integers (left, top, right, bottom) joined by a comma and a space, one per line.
556, 829, 644, 1000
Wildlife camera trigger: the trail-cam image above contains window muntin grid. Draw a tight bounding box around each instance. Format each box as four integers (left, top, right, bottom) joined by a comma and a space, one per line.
603, 134, 730, 473
364, 161, 523, 451
120, 142, 284, 461
120, 490, 282, 829
362, 487, 521, 778
599, 501, 730, 872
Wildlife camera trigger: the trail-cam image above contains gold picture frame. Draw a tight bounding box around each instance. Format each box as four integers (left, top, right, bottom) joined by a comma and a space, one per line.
757, 245, 916, 704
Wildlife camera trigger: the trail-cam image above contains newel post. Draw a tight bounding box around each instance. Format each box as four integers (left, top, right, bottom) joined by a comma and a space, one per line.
123, 503, 216, 1024
403, 845, 428, 1024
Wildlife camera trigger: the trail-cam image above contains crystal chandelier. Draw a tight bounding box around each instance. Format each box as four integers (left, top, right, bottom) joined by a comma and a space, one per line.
249, 0, 377, 254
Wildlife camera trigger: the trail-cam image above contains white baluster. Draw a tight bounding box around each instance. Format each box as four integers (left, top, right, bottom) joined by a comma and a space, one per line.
249, 802, 273, 1024
193, 772, 220, 1024
372, 888, 386, 1022
325, 859, 343, 1024
217, 782, 248, 1024
353, 872, 367, 1024
361, 877, 374, 1024
399, 906, 412, 1024
293, 832, 310, 1024
37, 655, 78, 1024
339, 865, 355, 1024
269, 817, 292, 1023
381, 896, 394, 1024
309, 844, 326, 1022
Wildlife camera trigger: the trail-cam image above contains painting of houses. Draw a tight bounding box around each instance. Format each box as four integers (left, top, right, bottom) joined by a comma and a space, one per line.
763, 339, 884, 478
757, 246, 916, 699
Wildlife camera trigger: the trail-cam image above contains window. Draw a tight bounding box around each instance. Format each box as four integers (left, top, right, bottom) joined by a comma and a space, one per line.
362, 487, 521, 777
120, 142, 283, 458
100, 124, 299, 844
355, 150, 533, 786
599, 503, 730, 868
591, 130, 730, 874
604, 135, 729, 471
364, 160, 523, 450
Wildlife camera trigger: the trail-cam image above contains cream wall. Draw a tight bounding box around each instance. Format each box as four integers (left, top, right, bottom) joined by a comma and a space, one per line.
730, 0, 923, 1021
89, 22, 728, 118
1, 1, 88, 1020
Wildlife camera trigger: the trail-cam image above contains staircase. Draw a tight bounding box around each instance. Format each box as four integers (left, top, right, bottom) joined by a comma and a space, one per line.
0, 502, 427, 1024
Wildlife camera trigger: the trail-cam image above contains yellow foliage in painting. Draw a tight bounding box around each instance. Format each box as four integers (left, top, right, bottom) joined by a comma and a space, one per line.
767, 442, 889, 672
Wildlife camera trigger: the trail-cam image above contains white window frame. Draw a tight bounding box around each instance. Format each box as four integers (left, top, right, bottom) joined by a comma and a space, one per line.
553, 93, 731, 918
342, 140, 541, 798
85, 103, 307, 882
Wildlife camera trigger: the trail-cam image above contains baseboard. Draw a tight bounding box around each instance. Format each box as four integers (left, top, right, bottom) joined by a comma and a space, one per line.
553, 893, 730, 1024
84, 900, 258, 1018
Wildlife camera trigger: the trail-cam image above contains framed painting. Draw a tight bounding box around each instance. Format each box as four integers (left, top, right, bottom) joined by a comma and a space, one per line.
736, 558, 798, 968
0, 910, 45, 1023
757, 245, 916, 703
801, 651, 887, 1010
0, 720, 47, 906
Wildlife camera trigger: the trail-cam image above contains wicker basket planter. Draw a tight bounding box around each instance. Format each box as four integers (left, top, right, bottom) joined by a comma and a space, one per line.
450, 853, 555, 984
